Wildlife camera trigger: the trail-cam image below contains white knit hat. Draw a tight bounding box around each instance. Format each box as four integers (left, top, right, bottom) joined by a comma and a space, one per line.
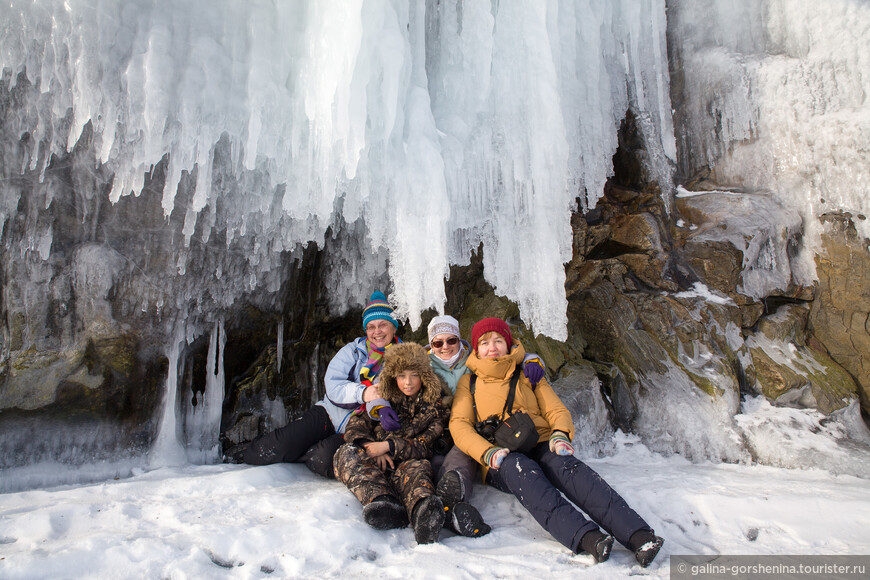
427, 315, 461, 343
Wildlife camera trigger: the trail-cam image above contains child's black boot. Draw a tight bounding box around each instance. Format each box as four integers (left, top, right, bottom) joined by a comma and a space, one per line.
363, 495, 408, 530
450, 502, 491, 537
435, 469, 490, 537
411, 495, 445, 544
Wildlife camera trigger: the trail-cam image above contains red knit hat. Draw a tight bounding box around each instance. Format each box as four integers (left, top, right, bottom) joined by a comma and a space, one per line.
471, 317, 513, 353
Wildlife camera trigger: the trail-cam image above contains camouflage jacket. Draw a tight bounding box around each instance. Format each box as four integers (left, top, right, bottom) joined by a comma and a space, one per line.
344, 392, 450, 463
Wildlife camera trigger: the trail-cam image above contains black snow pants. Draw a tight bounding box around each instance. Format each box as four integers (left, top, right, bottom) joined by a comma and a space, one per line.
242, 404, 344, 479
486, 442, 651, 552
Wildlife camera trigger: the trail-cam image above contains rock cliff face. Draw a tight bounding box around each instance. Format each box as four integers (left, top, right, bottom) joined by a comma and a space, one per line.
811, 212, 870, 411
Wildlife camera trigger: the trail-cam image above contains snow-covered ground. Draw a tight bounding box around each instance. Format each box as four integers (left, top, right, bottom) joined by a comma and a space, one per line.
2, 435, 868, 580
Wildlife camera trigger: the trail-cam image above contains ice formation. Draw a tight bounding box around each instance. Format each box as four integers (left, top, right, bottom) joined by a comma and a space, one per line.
148, 329, 187, 468
0, 0, 676, 340
0, 0, 679, 467
736, 397, 870, 478
182, 319, 226, 464
672, 0, 870, 272
675, 187, 804, 298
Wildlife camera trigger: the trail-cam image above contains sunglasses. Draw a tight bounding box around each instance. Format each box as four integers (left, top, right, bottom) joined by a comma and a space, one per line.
431, 337, 459, 348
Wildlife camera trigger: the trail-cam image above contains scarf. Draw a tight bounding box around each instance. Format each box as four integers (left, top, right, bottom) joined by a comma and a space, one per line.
437, 343, 466, 369
359, 336, 398, 385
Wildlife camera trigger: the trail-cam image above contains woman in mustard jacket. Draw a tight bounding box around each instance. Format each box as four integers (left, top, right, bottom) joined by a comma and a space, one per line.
449, 318, 664, 567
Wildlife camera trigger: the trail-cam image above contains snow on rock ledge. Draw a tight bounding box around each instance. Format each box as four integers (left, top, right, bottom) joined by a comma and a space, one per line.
676, 187, 811, 301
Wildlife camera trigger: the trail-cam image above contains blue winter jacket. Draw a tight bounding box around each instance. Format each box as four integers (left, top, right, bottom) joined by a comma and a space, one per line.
317, 336, 369, 433
315, 337, 383, 434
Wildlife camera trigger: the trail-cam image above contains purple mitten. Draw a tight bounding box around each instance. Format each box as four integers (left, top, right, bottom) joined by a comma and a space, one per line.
522, 360, 545, 386
378, 407, 401, 432
365, 398, 392, 419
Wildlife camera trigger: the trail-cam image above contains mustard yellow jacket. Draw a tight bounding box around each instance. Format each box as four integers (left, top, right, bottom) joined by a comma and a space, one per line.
449, 341, 575, 478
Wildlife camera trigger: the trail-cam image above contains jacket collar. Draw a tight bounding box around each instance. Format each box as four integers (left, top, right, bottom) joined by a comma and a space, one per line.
466, 340, 526, 381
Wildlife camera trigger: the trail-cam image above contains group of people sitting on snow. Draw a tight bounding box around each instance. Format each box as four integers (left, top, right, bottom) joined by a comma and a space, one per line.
239, 291, 664, 567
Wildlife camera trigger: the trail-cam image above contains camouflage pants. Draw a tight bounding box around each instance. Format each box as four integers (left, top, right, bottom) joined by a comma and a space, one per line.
334, 443, 435, 516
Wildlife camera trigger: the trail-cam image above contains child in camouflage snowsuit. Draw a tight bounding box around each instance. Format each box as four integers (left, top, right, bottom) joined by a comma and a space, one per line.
334, 342, 454, 544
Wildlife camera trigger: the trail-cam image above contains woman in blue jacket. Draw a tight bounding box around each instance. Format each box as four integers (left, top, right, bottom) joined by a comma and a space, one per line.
242, 291, 400, 478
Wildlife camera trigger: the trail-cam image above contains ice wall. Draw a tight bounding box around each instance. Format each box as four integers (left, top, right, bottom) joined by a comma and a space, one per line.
0, 0, 676, 340
670, 0, 870, 278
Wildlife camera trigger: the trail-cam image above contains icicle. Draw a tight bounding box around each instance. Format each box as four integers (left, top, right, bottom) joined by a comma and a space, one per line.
0, 0, 689, 339
148, 327, 187, 468
184, 319, 226, 464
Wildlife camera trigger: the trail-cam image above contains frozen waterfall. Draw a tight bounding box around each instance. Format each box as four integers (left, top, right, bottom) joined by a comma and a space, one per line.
0, 0, 676, 340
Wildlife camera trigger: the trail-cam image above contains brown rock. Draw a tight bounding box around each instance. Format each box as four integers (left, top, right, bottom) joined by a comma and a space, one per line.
610, 213, 664, 253
746, 304, 859, 413
810, 213, 870, 413
681, 239, 742, 297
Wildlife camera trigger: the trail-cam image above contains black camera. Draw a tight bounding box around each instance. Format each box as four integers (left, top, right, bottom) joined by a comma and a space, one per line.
474, 415, 501, 442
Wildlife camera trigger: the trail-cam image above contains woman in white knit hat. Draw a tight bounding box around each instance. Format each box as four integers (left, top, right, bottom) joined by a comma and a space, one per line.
427, 315, 470, 396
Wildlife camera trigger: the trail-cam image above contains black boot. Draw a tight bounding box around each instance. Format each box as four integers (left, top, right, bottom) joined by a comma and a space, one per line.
450, 502, 491, 538
436, 469, 490, 537
411, 495, 445, 544
579, 530, 613, 563
363, 495, 408, 530
222, 442, 250, 464
435, 469, 465, 517
629, 529, 664, 567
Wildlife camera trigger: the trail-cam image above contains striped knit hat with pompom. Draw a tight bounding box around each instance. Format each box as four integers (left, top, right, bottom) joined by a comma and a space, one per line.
362, 291, 398, 329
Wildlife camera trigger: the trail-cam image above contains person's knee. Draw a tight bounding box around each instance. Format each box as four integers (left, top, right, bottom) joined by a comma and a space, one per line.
496, 453, 527, 481
304, 434, 345, 479
403, 458, 427, 470
332, 441, 353, 465
558, 456, 600, 486
332, 443, 359, 481
503, 452, 526, 470
499, 453, 548, 491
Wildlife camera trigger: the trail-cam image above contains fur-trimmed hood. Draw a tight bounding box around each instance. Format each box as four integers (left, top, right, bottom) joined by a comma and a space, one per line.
379, 342, 445, 405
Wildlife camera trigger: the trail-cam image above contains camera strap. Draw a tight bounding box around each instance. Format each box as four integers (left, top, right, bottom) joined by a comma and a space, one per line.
469, 366, 522, 424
